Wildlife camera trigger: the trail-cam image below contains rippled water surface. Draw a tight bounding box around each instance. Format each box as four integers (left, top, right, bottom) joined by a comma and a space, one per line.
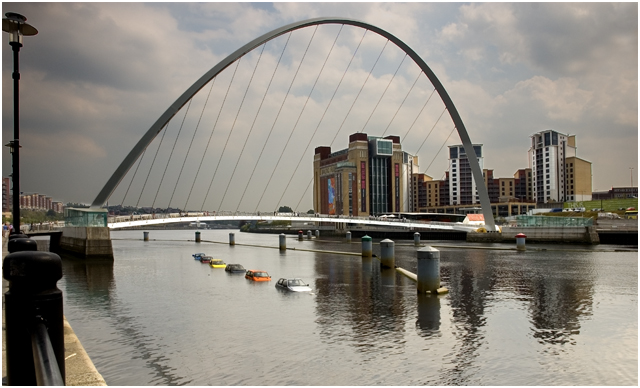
59, 229, 638, 385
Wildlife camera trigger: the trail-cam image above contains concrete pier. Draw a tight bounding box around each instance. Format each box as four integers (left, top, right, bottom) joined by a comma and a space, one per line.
59, 227, 113, 260
279, 234, 286, 251
229, 232, 235, 246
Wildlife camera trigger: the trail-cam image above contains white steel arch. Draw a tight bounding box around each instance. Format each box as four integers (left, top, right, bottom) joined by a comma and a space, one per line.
91, 17, 496, 231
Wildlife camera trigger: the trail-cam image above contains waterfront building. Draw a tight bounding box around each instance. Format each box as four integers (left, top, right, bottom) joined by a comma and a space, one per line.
513, 168, 533, 202
448, 144, 484, 205
592, 187, 638, 200
565, 156, 593, 201
2, 177, 10, 213
528, 130, 592, 203
313, 133, 417, 216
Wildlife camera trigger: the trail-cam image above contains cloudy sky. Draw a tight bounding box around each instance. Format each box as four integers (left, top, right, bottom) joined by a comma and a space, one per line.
2, 2, 637, 212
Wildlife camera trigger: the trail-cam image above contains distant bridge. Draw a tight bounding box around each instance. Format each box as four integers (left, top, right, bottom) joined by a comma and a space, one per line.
107, 212, 480, 233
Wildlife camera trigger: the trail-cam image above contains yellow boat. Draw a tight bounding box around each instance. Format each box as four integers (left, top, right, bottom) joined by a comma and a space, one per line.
209, 258, 227, 268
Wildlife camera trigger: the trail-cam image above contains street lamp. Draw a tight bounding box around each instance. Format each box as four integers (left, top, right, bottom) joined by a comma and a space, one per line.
3, 12, 37, 234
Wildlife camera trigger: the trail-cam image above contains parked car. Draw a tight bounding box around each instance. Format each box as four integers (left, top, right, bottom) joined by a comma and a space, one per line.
225, 264, 246, 273
200, 256, 212, 264
193, 252, 206, 260
245, 270, 271, 282
275, 278, 312, 292
209, 258, 226, 268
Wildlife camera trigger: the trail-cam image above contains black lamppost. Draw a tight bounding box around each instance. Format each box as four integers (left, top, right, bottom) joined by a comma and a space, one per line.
3, 12, 37, 234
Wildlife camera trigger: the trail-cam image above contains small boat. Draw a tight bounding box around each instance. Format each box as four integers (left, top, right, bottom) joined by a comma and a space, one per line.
193, 253, 206, 260
200, 255, 212, 264
209, 258, 226, 268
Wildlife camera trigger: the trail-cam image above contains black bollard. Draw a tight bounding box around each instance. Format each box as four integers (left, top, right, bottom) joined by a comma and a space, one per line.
3, 250, 65, 385
8, 235, 38, 253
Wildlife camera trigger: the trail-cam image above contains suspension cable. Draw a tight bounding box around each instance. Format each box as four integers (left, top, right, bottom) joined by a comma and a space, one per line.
423, 124, 456, 175
253, 29, 329, 212
156, 98, 192, 211
215, 44, 270, 212
285, 28, 368, 212
327, 37, 387, 147
360, 54, 407, 133
413, 107, 447, 155
269, 26, 346, 212
381, 71, 423, 137
136, 123, 169, 209
183, 78, 216, 210
234, 32, 298, 213
200, 58, 243, 211
120, 147, 146, 207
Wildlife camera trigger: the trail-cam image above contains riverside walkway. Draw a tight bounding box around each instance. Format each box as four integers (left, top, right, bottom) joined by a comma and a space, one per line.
2, 238, 107, 386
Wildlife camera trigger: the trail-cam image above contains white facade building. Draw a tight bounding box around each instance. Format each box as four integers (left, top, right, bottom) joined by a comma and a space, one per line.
448, 144, 484, 205
528, 130, 577, 203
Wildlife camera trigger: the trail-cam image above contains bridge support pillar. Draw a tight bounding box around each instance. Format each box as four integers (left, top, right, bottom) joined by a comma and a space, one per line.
279, 234, 286, 251
59, 227, 113, 260
361, 235, 372, 258
144, 231, 149, 241
229, 233, 235, 246
195, 231, 201, 243
380, 239, 395, 269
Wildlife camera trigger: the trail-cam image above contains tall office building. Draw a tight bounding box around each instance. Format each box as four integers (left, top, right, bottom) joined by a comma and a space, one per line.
448, 144, 484, 205
313, 133, 417, 216
528, 130, 591, 203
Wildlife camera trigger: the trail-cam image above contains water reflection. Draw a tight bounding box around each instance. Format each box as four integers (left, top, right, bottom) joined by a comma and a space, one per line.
416, 293, 441, 337
313, 255, 412, 356
57, 231, 636, 385
60, 255, 189, 385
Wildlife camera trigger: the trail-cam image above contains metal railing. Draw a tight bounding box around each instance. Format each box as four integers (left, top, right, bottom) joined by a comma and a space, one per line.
31, 319, 65, 386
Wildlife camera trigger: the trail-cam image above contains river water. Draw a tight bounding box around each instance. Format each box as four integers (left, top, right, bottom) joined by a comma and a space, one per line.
59, 229, 637, 386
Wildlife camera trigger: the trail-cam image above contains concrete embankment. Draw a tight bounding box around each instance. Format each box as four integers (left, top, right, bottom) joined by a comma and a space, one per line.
2, 238, 107, 386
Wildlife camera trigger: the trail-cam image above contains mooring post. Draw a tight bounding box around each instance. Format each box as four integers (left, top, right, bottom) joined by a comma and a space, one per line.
195, 231, 201, 243
229, 232, 235, 246
315, 230, 320, 238
414, 232, 421, 246
346, 231, 352, 243
3, 241, 65, 385
361, 235, 372, 257
417, 246, 446, 294
307, 230, 312, 239
298, 230, 303, 241
143, 231, 149, 241
279, 233, 286, 251
516, 233, 526, 251
380, 239, 395, 268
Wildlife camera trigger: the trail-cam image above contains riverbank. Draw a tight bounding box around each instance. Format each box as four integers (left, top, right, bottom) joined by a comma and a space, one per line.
2, 238, 107, 386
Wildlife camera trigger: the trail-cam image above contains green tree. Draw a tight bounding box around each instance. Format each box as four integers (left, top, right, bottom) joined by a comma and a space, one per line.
278, 206, 293, 213
307, 209, 315, 214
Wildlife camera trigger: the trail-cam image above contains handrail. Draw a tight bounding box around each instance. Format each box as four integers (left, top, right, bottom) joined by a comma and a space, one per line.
31, 320, 65, 386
